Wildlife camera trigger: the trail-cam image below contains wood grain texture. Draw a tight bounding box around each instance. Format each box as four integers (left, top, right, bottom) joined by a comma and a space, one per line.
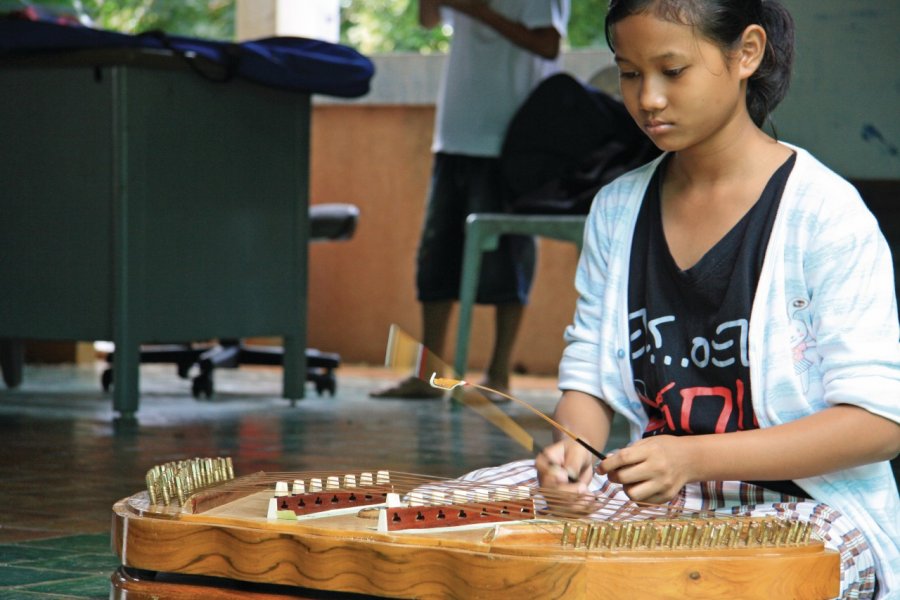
112, 485, 840, 600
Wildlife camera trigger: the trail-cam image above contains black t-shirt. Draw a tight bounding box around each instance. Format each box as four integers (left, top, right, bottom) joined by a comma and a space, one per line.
628, 153, 807, 498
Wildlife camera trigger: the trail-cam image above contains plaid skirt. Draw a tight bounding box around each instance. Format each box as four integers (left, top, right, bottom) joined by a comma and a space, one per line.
457, 459, 877, 600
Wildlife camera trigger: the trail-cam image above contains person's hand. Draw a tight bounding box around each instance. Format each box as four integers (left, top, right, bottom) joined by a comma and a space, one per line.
439, 0, 489, 17
536, 439, 593, 494
535, 440, 600, 515
598, 435, 695, 504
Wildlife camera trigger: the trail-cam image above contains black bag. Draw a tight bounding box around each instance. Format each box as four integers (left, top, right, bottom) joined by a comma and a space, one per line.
501, 72, 659, 214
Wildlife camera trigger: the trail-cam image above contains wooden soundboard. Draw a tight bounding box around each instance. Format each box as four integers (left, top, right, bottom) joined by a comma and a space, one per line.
110, 467, 840, 599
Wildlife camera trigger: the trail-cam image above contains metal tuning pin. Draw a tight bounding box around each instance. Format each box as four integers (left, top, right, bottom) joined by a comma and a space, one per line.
144, 456, 236, 507
557, 517, 815, 551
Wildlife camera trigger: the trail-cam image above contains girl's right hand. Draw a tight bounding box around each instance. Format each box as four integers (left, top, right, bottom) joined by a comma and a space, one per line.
536, 439, 593, 494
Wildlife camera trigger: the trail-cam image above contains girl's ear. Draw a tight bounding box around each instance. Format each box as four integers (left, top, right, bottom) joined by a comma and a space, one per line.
737, 24, 766, 80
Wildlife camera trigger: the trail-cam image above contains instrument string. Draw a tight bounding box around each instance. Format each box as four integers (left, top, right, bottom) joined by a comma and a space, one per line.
181, 469, 717, 525
143, 467, 817, 554
151, 462, 814, 548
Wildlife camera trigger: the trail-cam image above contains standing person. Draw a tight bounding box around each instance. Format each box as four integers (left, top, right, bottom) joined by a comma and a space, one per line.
371, 0, 570, 400
455, 0, 900, 597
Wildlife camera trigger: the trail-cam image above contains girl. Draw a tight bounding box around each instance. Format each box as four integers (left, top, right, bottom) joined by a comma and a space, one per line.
463, 0, 900, 597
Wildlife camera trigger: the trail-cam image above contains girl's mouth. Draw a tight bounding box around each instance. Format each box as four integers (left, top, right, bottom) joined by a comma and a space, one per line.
645, 119, 672, 135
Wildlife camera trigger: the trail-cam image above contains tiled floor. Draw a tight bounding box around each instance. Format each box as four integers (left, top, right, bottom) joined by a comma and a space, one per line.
0, 534, 114, 599
0, 360, 596, 599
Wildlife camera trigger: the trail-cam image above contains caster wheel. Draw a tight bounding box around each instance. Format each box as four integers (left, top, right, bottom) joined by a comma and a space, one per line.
176, 360, 193, 379
101, 368, 113, 392
315, 374, 336, 396
192, 374, 213, 398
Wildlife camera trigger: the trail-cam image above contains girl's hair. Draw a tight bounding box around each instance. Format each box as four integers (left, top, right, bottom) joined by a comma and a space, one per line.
604, 0, 795, 128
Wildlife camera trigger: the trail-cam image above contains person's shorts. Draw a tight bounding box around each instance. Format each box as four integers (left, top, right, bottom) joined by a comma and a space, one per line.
416, 153, 535, 304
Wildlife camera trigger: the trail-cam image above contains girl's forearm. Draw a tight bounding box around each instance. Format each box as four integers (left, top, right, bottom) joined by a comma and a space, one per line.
453, 3, 561, 59
685, 404, 900, 483
554, 390, 615, 453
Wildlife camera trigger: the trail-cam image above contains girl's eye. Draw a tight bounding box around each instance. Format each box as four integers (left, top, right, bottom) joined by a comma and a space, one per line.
618, 71, 639, 80
663, 67, 686, 77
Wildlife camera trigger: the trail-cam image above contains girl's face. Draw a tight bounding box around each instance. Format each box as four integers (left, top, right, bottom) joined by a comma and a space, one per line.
611, 12, 751, 154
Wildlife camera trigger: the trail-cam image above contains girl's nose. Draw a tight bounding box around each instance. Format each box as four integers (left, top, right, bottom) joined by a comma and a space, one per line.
638, 78, 666, 113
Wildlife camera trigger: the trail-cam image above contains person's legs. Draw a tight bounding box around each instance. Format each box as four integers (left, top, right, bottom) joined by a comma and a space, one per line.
480, 302, 524, 395
465, 158, 533, 402
370, 155, 461, 399
422, 299, 454, 357
372, 155, 532, 401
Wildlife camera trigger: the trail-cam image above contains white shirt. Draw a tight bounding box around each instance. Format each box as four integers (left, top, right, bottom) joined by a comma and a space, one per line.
432, 0, 569, 157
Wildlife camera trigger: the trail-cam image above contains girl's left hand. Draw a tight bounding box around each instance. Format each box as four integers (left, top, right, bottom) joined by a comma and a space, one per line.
598, 435, 695, 504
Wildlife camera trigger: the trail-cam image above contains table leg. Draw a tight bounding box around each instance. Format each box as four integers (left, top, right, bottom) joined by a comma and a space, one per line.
282, 335, 306, 403
0, 338, 24, 389
112, 339, 139, 418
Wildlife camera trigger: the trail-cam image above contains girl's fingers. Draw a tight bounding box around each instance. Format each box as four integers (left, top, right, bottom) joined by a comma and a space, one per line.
548, 461, 573, 484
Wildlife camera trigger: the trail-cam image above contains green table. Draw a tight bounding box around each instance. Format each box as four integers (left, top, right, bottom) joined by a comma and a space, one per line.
0, 49, 311, 417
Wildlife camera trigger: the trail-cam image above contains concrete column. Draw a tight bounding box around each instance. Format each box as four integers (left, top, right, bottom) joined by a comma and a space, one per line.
235, 0, 340, 42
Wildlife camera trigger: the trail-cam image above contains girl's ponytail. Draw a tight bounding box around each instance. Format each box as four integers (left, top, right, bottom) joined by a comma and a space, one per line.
748, 1, 795, 127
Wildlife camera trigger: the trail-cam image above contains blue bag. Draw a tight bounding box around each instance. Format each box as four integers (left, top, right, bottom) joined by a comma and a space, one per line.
0, 13, 375, 98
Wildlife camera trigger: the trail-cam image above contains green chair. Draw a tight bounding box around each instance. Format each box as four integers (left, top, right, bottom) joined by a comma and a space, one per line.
453, 213, 587, 378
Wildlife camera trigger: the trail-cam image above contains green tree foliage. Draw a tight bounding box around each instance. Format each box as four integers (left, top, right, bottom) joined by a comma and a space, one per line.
340, 0, 608, 54
8, 0, 234, 39
340, 0, 452, 54
6, 0, 607, 51
568, 0, 609, 48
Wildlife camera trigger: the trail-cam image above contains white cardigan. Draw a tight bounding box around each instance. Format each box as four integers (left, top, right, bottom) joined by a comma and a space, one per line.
559, 146, 900, 596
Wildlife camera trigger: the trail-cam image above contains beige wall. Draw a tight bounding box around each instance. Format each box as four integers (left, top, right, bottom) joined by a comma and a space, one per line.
307, 104, 581, 376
